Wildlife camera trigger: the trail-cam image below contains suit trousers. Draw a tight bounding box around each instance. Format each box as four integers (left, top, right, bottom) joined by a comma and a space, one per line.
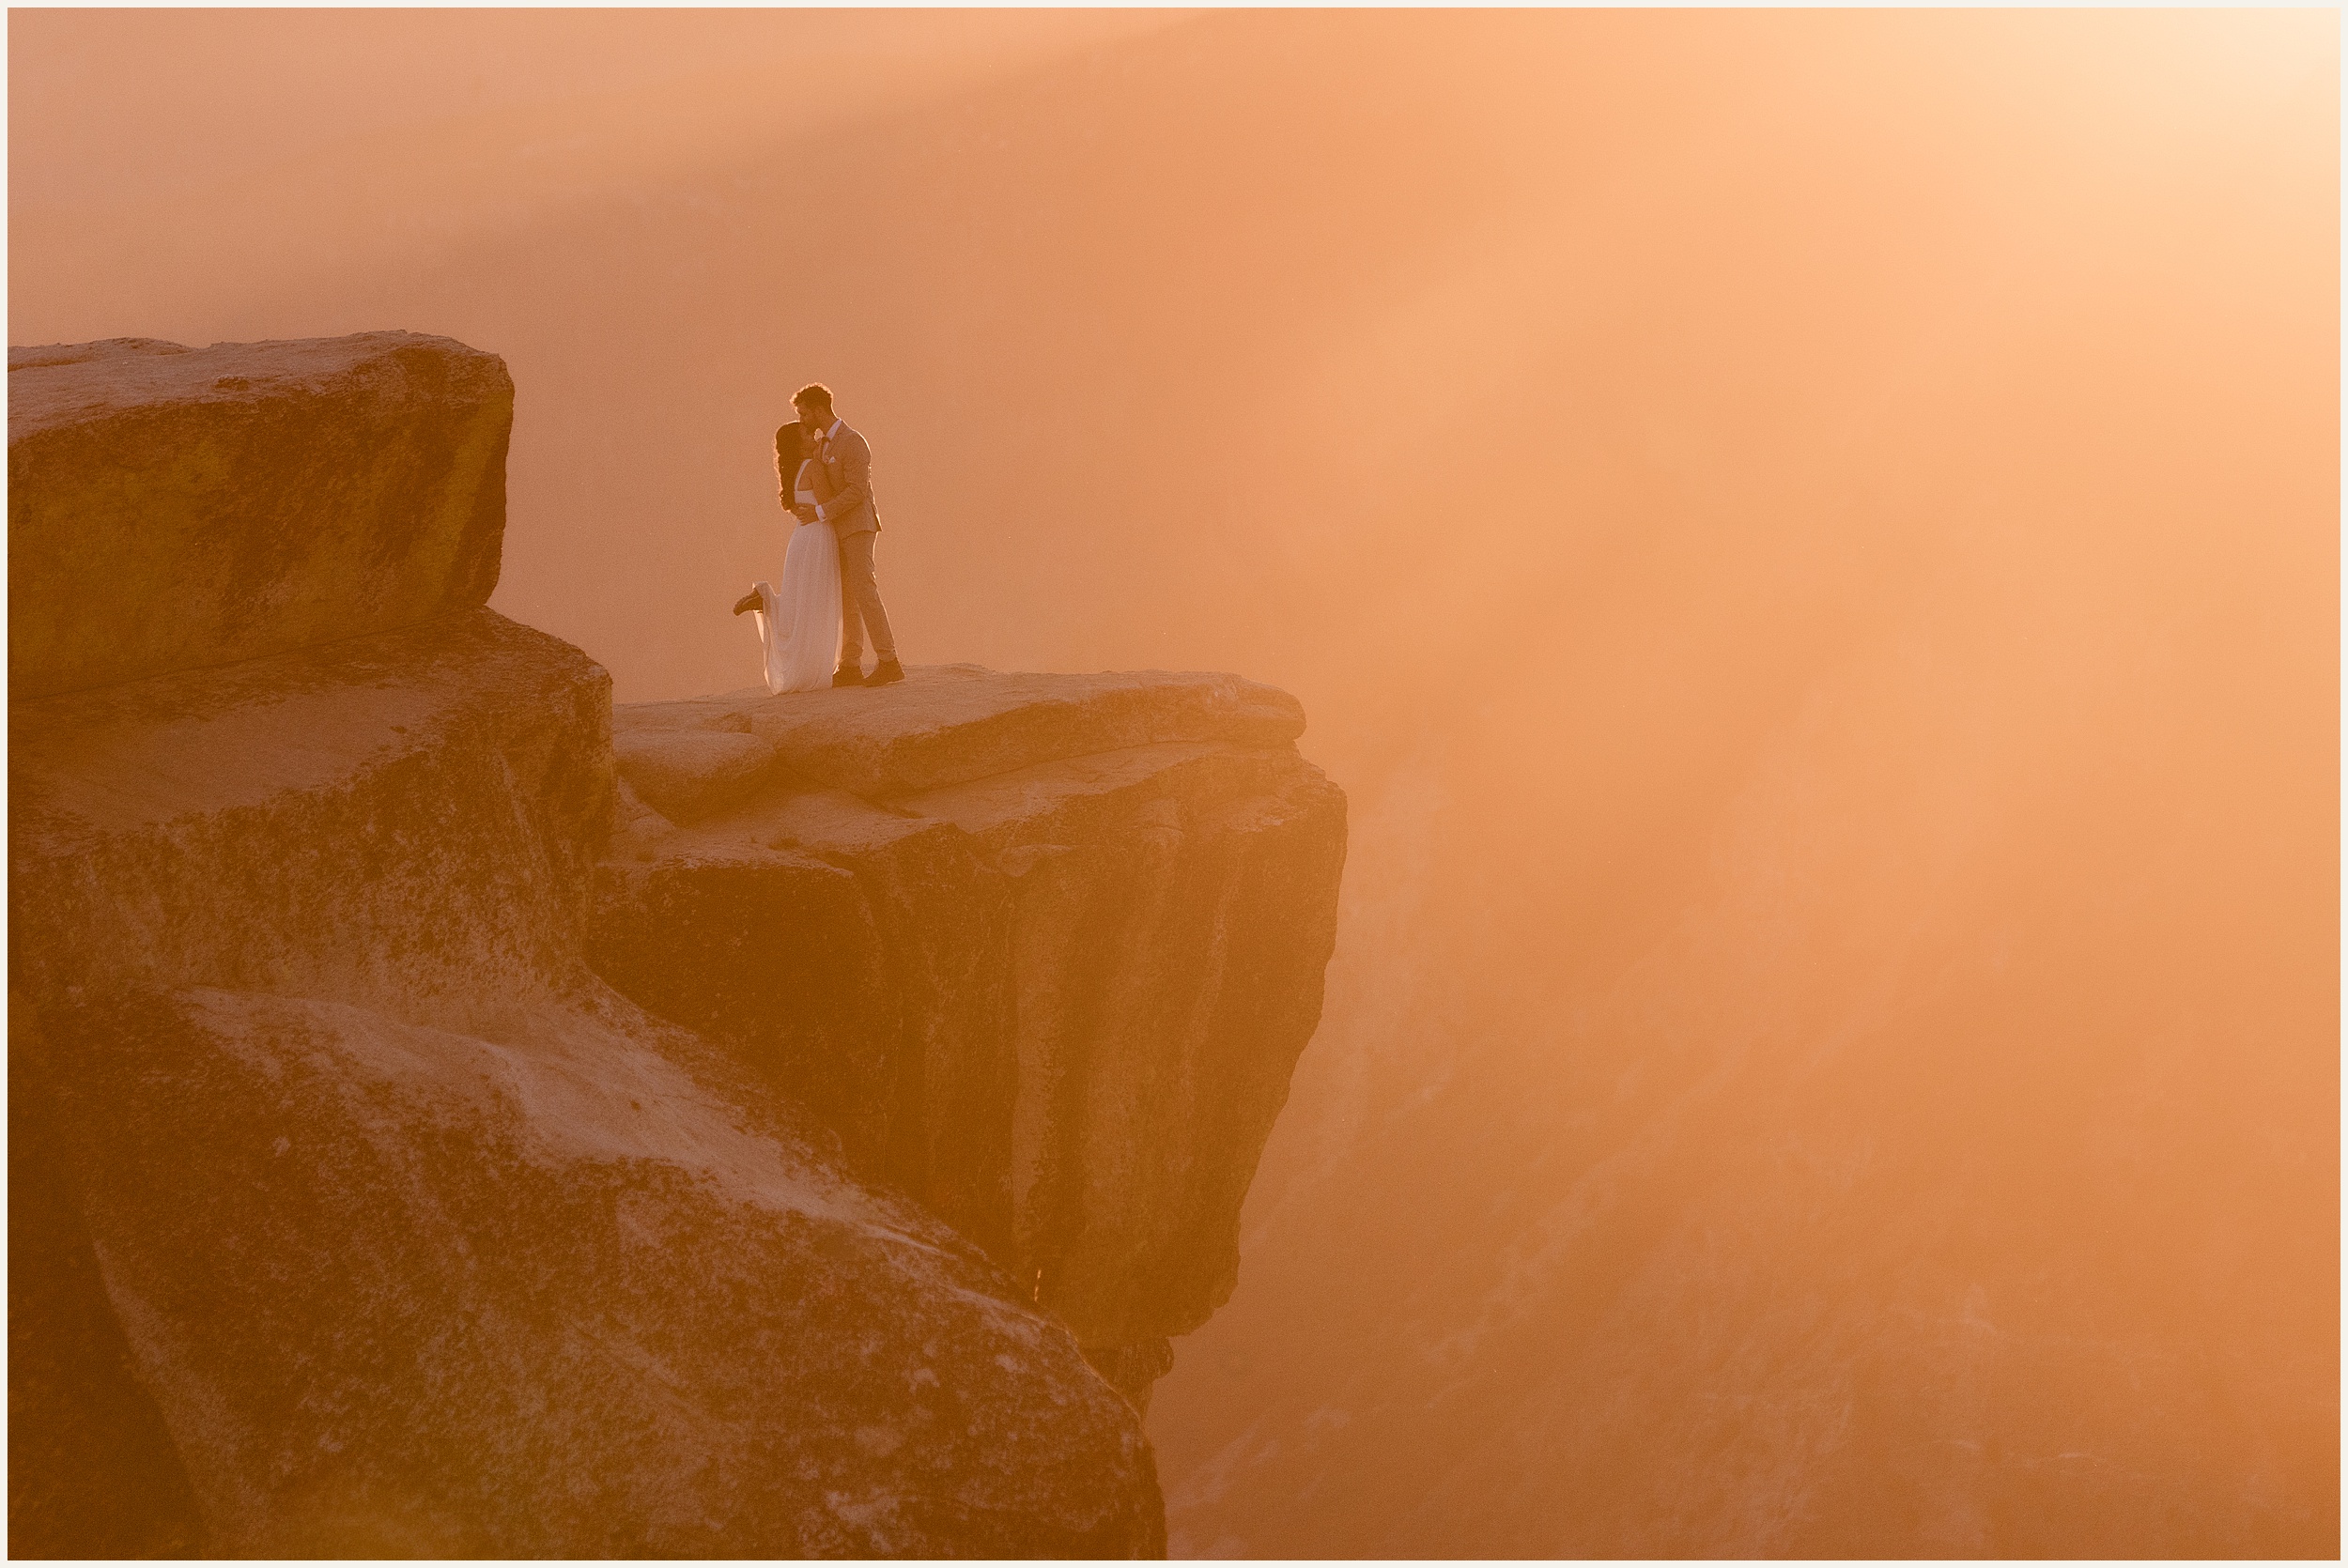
836, 529, 897, 664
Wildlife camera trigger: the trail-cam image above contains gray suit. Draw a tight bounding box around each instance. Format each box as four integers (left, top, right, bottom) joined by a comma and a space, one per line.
812, 419, 895, 664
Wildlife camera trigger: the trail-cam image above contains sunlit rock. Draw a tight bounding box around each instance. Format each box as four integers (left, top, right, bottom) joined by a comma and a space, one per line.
8, 333, 1166, 1555
589, 667, 1350, 1411
9, 608, 610, 1016
7, 331, 511, 700
37, 984, 1161, 1557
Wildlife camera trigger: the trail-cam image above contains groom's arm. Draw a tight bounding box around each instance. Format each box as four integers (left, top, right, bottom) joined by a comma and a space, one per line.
814, 431, 873, 526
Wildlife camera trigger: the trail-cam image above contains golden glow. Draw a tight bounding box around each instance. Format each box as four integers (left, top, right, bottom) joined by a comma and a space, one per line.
10, 8, 2336, 1557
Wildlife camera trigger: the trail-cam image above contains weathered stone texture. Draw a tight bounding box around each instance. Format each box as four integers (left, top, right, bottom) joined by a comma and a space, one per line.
8, 995, 206, 1560
8, 331, 511, 699
8, 334, 1168, 1557
39, 986, 1161, 1557
590, 667, 1349, 1405
9, 618, 1162, 1557
9, 607, 610, 1020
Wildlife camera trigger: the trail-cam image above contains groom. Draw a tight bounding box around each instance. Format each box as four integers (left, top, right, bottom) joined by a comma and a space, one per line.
790, 382, 903, 688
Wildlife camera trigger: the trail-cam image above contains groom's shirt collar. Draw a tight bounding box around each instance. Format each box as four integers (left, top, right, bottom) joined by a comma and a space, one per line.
824, 418, 842, 441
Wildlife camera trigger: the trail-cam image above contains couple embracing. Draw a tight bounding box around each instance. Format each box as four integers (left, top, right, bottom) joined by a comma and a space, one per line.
733, 382, 904, 692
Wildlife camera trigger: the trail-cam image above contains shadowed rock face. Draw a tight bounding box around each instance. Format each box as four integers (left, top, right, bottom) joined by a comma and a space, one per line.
8, 334, 1173, 1556
7, 331, 511, 700
8, 997, 206, 1560
591, 667, 1350, 1412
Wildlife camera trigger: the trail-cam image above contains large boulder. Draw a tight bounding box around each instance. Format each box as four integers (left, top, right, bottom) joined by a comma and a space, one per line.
34, 984, 1160, 1557
7, 332, 511, 700
8, 607, 610, 1017
589, 668, 1350, 1412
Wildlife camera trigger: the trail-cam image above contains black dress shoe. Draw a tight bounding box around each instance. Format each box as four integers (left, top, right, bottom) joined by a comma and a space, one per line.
832, 665, 865, 687
865, 659, 905, 686
732, 590, 763, 617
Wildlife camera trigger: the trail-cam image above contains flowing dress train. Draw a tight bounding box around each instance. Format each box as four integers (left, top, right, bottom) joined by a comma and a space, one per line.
752, 457, 843, 694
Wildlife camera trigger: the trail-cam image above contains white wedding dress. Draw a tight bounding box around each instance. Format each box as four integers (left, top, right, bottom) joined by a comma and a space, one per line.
751, 458, 842, 694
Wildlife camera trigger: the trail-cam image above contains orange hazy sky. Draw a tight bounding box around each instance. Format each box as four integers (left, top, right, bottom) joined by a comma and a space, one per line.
10, 8, 2338, 1557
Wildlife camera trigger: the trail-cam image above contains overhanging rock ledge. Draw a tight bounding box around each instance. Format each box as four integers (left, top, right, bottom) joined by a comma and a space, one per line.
594, 664, 1350, 1412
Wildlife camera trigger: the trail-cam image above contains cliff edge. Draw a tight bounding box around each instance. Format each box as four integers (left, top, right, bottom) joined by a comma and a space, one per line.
8, 334, 1344, 1556
594, 666, 1348, 1409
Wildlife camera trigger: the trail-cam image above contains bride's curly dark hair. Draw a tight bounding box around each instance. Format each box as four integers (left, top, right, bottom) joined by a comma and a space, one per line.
774, 421, 806, 469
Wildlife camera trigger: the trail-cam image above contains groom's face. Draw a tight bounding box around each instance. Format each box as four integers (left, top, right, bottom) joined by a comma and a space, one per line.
796, 403, 827, 435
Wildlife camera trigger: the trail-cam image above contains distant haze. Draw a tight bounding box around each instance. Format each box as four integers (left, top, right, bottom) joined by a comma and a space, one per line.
11, 9, 2336, 1556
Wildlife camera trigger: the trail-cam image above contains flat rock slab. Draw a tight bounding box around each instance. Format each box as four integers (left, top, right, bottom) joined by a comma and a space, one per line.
614, 663, 1306, 818
8, 331, 512, 699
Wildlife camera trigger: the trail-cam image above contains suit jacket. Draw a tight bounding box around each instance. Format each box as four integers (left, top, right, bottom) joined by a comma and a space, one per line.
812, 420, 880, 538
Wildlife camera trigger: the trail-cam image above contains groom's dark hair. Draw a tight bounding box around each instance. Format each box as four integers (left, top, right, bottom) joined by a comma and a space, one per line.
792, 382, 834, 414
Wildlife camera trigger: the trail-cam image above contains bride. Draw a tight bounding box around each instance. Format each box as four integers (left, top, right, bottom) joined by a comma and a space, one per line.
733, 422, 842, 694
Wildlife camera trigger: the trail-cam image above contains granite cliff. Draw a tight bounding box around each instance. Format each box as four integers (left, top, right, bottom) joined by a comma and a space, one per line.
594, 667, 1347, 1410
7, 333, 1345, 1557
